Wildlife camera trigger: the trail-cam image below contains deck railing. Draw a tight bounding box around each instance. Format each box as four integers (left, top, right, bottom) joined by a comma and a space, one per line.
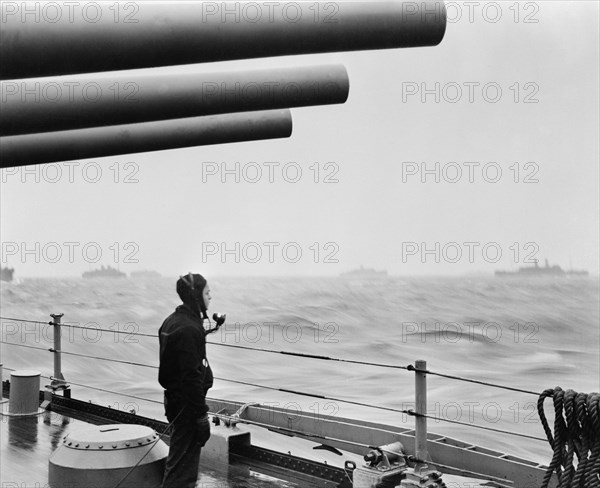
1, 312, 572, 488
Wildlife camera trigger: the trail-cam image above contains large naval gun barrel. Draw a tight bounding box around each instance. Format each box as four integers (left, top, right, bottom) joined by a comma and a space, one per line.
0, 1, 447, 167
1, 65, 348, 136
0, 1, 447, 79
0, 110, 293, 167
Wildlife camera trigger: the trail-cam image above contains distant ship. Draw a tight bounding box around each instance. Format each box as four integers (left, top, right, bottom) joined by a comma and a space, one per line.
0, 266, 14, 282
130, 270, 162, 279
82, 265, 127, 279
340, 265, 388, 279
495, 259, 588, 277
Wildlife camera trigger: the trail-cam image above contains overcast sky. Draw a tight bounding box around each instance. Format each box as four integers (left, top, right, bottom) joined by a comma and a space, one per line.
1, 1, 598, 278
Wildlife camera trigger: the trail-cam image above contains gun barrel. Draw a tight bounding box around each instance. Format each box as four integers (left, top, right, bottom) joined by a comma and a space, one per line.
0, 65, 348, 136
1, 1, 447, 79
0, 110, 293, 167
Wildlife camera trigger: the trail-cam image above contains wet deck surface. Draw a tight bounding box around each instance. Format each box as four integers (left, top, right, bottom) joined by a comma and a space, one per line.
1, 405, 75, 486
0, 402, 320, 487
1, 397, 486, 488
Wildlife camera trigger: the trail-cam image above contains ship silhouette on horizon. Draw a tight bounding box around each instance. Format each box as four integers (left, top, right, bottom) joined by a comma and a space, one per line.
0, 266, 14, 282
340, 265, 388, 279
495, 259, 588, 277
82, 265, 127, 279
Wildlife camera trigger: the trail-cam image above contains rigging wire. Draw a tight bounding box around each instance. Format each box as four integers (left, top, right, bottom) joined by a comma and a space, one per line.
1, 315, 544, 397
0, 312, 556, 444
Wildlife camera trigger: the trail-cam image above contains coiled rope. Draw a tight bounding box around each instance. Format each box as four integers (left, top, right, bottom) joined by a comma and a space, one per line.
537, 387, 600, 488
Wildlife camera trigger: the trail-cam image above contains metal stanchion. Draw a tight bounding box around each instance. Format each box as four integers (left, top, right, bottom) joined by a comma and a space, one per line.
44, 314, 70, 408
415, 359, 429, 462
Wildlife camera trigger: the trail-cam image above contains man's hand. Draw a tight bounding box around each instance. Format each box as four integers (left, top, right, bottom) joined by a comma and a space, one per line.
196, 414, 211, 447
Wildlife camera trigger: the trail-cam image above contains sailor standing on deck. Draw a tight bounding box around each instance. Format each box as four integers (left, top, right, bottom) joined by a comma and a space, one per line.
158, 273, 213, 488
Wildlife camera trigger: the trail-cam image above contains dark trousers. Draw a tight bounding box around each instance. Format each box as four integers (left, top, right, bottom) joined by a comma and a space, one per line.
162, 405, 203, 488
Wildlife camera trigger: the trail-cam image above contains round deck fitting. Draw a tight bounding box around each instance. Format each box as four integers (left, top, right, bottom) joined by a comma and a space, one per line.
49, 424, 168, 488
1, 370, 45, 417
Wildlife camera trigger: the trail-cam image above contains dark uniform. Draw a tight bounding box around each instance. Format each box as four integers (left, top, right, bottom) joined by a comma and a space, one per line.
159, 303, 213, 488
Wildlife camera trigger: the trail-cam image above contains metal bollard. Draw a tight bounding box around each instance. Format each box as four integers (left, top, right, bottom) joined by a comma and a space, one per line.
2, 370, 44, 416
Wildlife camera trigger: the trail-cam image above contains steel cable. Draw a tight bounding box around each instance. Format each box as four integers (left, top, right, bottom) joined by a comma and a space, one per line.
0, 313, 566, 446
408, 365, 540, 396
0, 316, 554, 398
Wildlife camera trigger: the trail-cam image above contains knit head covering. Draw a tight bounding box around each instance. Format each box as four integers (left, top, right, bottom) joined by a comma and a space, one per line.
176, 273, 207, 313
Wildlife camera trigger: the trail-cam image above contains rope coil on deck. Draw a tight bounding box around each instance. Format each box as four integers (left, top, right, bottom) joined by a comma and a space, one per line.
538, 387, 600, 488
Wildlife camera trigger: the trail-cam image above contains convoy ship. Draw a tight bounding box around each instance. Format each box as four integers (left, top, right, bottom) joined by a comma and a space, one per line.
340, 266, 389, 279
0, 267, 14, 282
82, 266, 127, 279
495, 259, 589, 277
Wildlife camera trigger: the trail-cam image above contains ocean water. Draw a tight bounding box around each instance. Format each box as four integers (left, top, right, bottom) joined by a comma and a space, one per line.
1, 275, 598, 469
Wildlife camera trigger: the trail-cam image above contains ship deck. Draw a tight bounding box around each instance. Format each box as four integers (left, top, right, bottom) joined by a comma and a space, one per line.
1, 407, 337, 488
1, 390, 493, 488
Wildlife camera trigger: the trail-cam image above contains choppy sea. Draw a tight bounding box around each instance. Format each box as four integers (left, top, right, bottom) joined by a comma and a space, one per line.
1, 275, 598, 468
